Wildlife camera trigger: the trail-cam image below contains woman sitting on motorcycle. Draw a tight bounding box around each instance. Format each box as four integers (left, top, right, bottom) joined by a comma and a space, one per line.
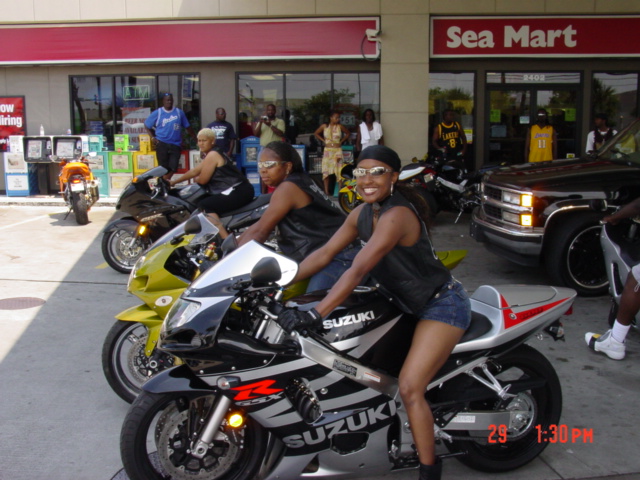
237, 141, 358, 292
169, 128, 254, 216
277, 145, 471, 480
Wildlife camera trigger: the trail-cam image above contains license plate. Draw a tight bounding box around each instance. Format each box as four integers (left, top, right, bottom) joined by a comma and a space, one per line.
70, 183, 85, 192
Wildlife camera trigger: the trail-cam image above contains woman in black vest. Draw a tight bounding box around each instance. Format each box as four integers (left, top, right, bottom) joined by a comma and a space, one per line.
238, 141, 358, 291
169, 128, 254, 214
277, 145, 471, 480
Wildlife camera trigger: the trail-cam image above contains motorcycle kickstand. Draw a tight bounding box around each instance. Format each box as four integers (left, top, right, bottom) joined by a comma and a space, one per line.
63, 207, 73, 220
454, 209, 464, 223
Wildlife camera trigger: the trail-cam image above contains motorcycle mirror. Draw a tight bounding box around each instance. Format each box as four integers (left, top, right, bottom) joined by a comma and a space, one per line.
184, 216, 202, 235
250, 257, 282, 286
220, 234, 238, 256
589, 199, 608, 212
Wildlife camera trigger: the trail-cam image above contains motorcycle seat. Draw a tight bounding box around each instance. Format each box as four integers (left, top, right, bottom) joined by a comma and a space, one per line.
458, 311, 492, 344
224, 193, 272, 216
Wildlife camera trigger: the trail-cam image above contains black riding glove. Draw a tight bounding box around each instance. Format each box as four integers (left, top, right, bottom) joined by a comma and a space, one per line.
277, 307, 322, 334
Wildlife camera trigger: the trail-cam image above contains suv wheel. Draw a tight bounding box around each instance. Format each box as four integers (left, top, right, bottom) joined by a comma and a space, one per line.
544, 212, 608, 296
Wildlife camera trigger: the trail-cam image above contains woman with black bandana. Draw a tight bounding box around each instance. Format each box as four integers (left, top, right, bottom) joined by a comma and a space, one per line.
277, 145, 471, 480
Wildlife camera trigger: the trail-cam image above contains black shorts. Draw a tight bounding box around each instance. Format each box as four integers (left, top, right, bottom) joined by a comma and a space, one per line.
155, 141, 182, 173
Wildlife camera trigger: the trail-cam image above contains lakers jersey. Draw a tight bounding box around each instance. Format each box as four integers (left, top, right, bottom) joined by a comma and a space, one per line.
528, 124, 554, 163
437, 121, 464, 157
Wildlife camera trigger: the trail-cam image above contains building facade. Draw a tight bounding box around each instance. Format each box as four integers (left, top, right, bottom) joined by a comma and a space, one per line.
1, 0, 639, 190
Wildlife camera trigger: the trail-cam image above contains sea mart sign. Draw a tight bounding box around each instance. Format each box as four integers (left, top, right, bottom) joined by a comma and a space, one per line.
431, 16, 640, 58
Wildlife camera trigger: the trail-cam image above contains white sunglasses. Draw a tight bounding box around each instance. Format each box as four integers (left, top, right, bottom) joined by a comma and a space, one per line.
353, 166, 392, 178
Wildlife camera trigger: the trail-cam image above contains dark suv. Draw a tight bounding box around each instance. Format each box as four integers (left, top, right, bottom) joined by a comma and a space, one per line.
470, 119, 640, 296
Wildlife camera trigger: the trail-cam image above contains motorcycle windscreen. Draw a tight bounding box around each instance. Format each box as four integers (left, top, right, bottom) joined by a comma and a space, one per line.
188, 240, 298, 295
149, 212, 220, 250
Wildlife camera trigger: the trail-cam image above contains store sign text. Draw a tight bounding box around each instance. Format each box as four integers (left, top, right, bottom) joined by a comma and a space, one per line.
446, 25, 577, 49
432, 16, 640, 58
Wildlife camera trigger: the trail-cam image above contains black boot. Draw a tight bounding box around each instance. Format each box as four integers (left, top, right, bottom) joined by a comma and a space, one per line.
418, 457, 442, 480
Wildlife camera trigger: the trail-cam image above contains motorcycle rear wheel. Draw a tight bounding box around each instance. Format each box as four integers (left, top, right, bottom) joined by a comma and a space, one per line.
72, 192, 89, 225
102, 320, 174, 403
445, 344, 562, 472
121, 391, 267, 480
102, 220, 149, 273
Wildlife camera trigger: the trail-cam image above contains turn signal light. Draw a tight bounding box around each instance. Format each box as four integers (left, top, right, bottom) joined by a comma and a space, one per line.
521, 194, 533, 207
521, 214, 532, 226
137, 225, 147, 235
227, 412, 245, 428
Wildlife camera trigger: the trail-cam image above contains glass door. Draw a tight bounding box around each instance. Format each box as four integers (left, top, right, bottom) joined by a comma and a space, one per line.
487, 89, 531, 164
486, 72, 581, 164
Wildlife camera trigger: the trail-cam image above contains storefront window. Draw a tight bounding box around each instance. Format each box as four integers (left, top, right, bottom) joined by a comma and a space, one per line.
237, 72, 380, 147
70, 73, 200, 149
429, 72, 475, 165
592, 73, 638, 130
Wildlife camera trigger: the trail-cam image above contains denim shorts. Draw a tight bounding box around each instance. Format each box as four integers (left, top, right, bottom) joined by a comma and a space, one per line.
306, 244, 360, 292
416, 279, 471, 331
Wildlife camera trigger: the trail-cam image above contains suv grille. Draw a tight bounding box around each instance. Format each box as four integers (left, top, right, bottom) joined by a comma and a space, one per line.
484, 204, 502, 220
484, 185, 502, 202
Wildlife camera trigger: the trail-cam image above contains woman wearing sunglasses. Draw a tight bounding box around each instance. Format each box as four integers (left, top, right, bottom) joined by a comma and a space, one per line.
276, 145, 471, 480
169, 128, 254, 216
238, 141, 359, 291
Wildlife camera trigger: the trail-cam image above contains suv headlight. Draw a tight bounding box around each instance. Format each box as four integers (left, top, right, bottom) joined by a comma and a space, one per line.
503, 191, 532, 207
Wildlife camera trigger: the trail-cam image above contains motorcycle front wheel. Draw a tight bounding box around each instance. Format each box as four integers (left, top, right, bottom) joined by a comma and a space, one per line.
121, 391, 267, 480
445, 344, 562, 472
72, 192, 89, 225
102, 320, 174, 403
102, 220, 149, 273
338, 190, 362, 214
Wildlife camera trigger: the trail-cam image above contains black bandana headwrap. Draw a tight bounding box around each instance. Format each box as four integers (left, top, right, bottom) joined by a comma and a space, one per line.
357, 145, 402, 172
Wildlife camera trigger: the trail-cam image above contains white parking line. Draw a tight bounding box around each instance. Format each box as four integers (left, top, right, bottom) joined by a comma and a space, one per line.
0, 211, 67, 231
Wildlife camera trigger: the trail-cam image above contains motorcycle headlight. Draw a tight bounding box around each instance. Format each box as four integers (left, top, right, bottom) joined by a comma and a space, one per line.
163, 298, 201, 331
127, 255, 146, 288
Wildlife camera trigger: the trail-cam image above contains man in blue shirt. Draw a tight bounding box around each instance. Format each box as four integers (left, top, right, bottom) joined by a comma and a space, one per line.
206, 107, 237, 158
144, 93, 196, 179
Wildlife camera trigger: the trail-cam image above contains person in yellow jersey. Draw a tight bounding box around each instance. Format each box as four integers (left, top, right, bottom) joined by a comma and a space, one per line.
525, 108, 557, 163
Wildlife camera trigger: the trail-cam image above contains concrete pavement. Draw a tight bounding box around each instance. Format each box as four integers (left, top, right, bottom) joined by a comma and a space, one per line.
0, 199, 638, 480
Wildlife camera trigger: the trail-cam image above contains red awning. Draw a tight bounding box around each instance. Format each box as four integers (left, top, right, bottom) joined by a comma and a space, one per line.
1, 17, 380, 65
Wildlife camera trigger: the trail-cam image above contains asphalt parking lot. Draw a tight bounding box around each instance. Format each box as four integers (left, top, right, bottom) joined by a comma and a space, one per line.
0, 201, 638, 480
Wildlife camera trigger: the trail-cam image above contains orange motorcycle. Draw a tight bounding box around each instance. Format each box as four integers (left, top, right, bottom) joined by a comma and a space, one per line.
52, 139, 100, 225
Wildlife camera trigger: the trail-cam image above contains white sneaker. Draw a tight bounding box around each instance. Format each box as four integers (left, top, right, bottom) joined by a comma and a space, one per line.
585, 330, 626, 360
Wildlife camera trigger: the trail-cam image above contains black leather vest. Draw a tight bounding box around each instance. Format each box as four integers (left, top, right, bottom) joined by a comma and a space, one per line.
206, 157, 250, 194
357, 192, 451, 314
277, 173, 345, 262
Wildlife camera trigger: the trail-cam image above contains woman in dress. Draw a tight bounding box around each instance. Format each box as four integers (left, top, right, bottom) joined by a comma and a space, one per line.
356, 108, 384, 155
314, 111, 351, 195
169, 128, 254, 215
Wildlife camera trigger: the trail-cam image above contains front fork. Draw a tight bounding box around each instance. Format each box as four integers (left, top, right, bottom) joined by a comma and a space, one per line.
191, 395, 233, 458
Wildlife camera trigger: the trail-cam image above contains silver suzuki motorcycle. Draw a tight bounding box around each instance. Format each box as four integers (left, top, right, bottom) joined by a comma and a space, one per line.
120, 234, 575, 480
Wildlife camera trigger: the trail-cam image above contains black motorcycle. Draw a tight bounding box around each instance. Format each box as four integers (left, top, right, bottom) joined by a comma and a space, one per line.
399, 151, 503, 222
102, 166, 270, 273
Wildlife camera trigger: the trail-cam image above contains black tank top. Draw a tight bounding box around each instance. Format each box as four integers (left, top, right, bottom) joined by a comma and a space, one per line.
206, 155, 250, 194
357, 192, 451, 314
277, 172, 345, 262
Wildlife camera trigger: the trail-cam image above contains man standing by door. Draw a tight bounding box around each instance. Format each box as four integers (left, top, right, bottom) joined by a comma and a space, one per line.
144, 93, 196, 179
431, 109, 467, 162
525, 108, 557, 163
207, 107, 237, 159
